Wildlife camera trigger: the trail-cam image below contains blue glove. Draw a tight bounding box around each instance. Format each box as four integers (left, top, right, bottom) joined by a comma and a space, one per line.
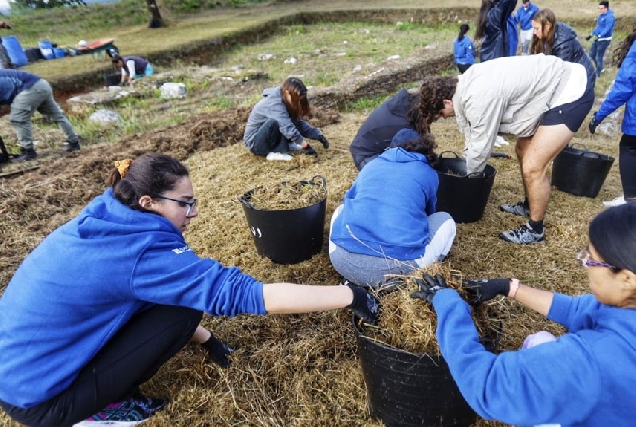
589, 116, 600, 134
410, 274, 449, 304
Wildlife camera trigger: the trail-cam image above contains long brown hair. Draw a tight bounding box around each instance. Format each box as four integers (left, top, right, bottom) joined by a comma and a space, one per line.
530, 8, 557, 54
612, 27, 636, 68
392, 132, 439, 167
417, 76, 458, 134
475, 0, 493, 40
280, 77, 310, 121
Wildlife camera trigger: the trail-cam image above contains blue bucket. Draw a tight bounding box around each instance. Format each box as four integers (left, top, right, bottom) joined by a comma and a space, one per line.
38, 40, 54, 60
1, 36, 28, 67
53, 48, 66, 58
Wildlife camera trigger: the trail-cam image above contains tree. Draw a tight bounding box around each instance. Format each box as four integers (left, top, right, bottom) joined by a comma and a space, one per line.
12, 0, 86, 9
145, 0, 163, 28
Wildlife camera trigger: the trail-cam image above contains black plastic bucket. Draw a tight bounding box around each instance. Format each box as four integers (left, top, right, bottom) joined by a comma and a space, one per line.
551, 144, 615, 198
239, 175, 327, 265
435, 151, 497, 223
104, 72, 120, 86
353, 315, 477, 427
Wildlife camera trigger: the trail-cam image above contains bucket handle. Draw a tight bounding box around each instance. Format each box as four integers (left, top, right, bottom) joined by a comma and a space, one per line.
568, 143, 589, 152
309, 174, 327, 189
238, 193, 255, 210
438, 151, 461, 159
467, 171, 486, 179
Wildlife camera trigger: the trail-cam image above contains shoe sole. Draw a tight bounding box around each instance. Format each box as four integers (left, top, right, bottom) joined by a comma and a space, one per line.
498, 206, 530, 218
499, 232, 545, 244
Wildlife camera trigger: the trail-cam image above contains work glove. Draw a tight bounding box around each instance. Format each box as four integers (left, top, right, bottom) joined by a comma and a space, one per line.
410, 274, 449, 305
585, 35, 592, 41
345, 282, 379, 326
462, 278, 511, 305
589, 116, 600, 134
201, 333, 235, 368
317, 135, 330, 149
302, 144, 318, 157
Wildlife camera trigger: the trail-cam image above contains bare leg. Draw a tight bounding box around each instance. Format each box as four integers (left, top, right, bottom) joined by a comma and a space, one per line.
518, 124, 574, 222
191, 325, 211, 344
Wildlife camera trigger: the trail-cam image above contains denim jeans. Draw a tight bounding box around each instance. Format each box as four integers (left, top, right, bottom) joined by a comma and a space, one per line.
589, 39, 611, 76
248, 118, 290, 156
9, 79, 78, 150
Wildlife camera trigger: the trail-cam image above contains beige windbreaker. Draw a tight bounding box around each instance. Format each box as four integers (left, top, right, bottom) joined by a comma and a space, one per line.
454, 54, 573, 173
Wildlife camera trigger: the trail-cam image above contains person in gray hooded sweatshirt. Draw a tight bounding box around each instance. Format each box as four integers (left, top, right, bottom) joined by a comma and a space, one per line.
243, 77, 329, 161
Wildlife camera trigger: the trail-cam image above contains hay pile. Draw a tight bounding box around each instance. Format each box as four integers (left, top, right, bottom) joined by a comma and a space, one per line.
248, 179, 328, 210
363, 263, 504, 355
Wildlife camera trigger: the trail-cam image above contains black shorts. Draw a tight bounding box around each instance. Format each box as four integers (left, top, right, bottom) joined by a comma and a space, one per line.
541, 86, 595, 132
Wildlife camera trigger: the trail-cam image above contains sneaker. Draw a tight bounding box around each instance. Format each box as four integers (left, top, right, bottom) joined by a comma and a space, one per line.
493, 135, 510, 148
63, 141, 81, 152
265, 152, 292, 161
288, 143, 304, 151
603, 195, 626, 207
13, 147, 37, 162
499, 222, 545, 244
499, 201, 530, 218
73, 396, 167, 426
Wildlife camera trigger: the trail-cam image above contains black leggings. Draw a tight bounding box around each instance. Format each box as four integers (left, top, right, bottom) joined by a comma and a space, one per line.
0, 305, 202, 427
249, 118, 291, 156
620, 134, 636, 200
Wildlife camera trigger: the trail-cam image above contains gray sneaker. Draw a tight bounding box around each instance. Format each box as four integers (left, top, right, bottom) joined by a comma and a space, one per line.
62, 141, 81, 152
500, 222, 545, 245
499, 201, 530, 218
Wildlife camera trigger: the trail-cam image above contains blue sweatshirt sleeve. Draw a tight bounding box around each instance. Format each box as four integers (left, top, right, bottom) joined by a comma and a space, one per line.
132, 241, 266, 316
596, 50, 636, 122
0, 78, 19, 104
433, 289, 601, 426
593, 12, 615, 38
546, 293, 600, 332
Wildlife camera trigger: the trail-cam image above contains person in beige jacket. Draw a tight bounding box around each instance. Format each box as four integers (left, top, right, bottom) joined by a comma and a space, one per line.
422, 54, 592, 244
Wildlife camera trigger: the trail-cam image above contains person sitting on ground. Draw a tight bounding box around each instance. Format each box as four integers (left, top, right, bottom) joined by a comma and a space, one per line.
112, 54, 154, 85
411, 202, 636, 426
243, 77, 329, 161
0, 69, 81, 161
589, 27, 636, 207
330, 129, 456, 289
349, 78, 455, 171
0, 153, 378, 427
423, 54, 592, 244
454, 24, 476, 74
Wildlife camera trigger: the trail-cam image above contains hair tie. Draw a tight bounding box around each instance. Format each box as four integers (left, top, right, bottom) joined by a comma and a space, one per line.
114, 159, 133, 178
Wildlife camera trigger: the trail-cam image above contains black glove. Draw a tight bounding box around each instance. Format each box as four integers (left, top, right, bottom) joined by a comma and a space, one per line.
585, 35, 592, 41
317, 135, 330, 149
410, 274, 449, 305
201, 333, 234, 368
345, 283, 379, 326
302, 144, 318, 156
462, 278, 510, 305
589, 116, 600, 134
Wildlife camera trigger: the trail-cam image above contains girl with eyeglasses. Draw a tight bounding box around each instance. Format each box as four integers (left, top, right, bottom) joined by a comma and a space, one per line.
412, 203, 636, 426
243, 77, 330, 161
0, 153, 377, 426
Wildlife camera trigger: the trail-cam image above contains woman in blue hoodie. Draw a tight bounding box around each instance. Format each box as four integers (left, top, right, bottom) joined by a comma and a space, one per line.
0, 153, 377, 427
329, 129, 456, 289
589, 28, 636, 206
243, 77, 329, 161
453, 23, 476, 73
411, 202, 636, 426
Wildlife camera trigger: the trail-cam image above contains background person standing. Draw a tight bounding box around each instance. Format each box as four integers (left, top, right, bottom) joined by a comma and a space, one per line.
516, 0, 540, 54
586, 1, 615, 76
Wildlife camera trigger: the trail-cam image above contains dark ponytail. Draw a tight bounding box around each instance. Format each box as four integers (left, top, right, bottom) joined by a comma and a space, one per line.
458, 23, 470, 41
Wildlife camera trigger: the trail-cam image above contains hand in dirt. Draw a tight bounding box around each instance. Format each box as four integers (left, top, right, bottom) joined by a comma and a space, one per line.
201, 333, 235, 368
345, 283, 379, 326
302, 144, 318, 157
462, 278, 510, 305
410, 274, 449, 304
317, 135, 330, 149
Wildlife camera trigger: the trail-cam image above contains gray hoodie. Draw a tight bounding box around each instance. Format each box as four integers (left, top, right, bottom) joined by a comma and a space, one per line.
243, 86, 322, 149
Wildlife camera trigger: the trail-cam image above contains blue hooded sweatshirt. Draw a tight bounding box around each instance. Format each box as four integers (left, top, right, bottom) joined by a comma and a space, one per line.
0, 188, 266, 408
0, 70, 40, 105
592, 9, 615, 39
515, 1, 539, 31
595, 40, 636, 136
330, 146, 438, 260
454, 35, 476, 65
433, 290, 636, 426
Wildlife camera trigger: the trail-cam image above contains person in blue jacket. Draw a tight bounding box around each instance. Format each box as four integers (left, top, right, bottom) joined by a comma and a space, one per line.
0, 153, 378, 427
589, 28, 636, 206
507, 13, 519, 56
586, 1, 616, 76
516, 0, 540, 54
454, 23, 476, 73
243, 77, 329, 161
330, 129, 456, 289
475, 0, 518, 62
411, 202, 636, 426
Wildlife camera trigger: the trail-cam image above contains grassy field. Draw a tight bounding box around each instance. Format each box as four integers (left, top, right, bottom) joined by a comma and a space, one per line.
1, 0, 635, 426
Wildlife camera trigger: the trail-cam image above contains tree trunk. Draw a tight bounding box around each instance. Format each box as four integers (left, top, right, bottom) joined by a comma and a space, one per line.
145, 0, 163, 28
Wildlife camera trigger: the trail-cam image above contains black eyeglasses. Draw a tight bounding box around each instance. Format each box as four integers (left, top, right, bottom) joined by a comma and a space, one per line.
153, 194, 198, 216
576, 247, 617, 270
